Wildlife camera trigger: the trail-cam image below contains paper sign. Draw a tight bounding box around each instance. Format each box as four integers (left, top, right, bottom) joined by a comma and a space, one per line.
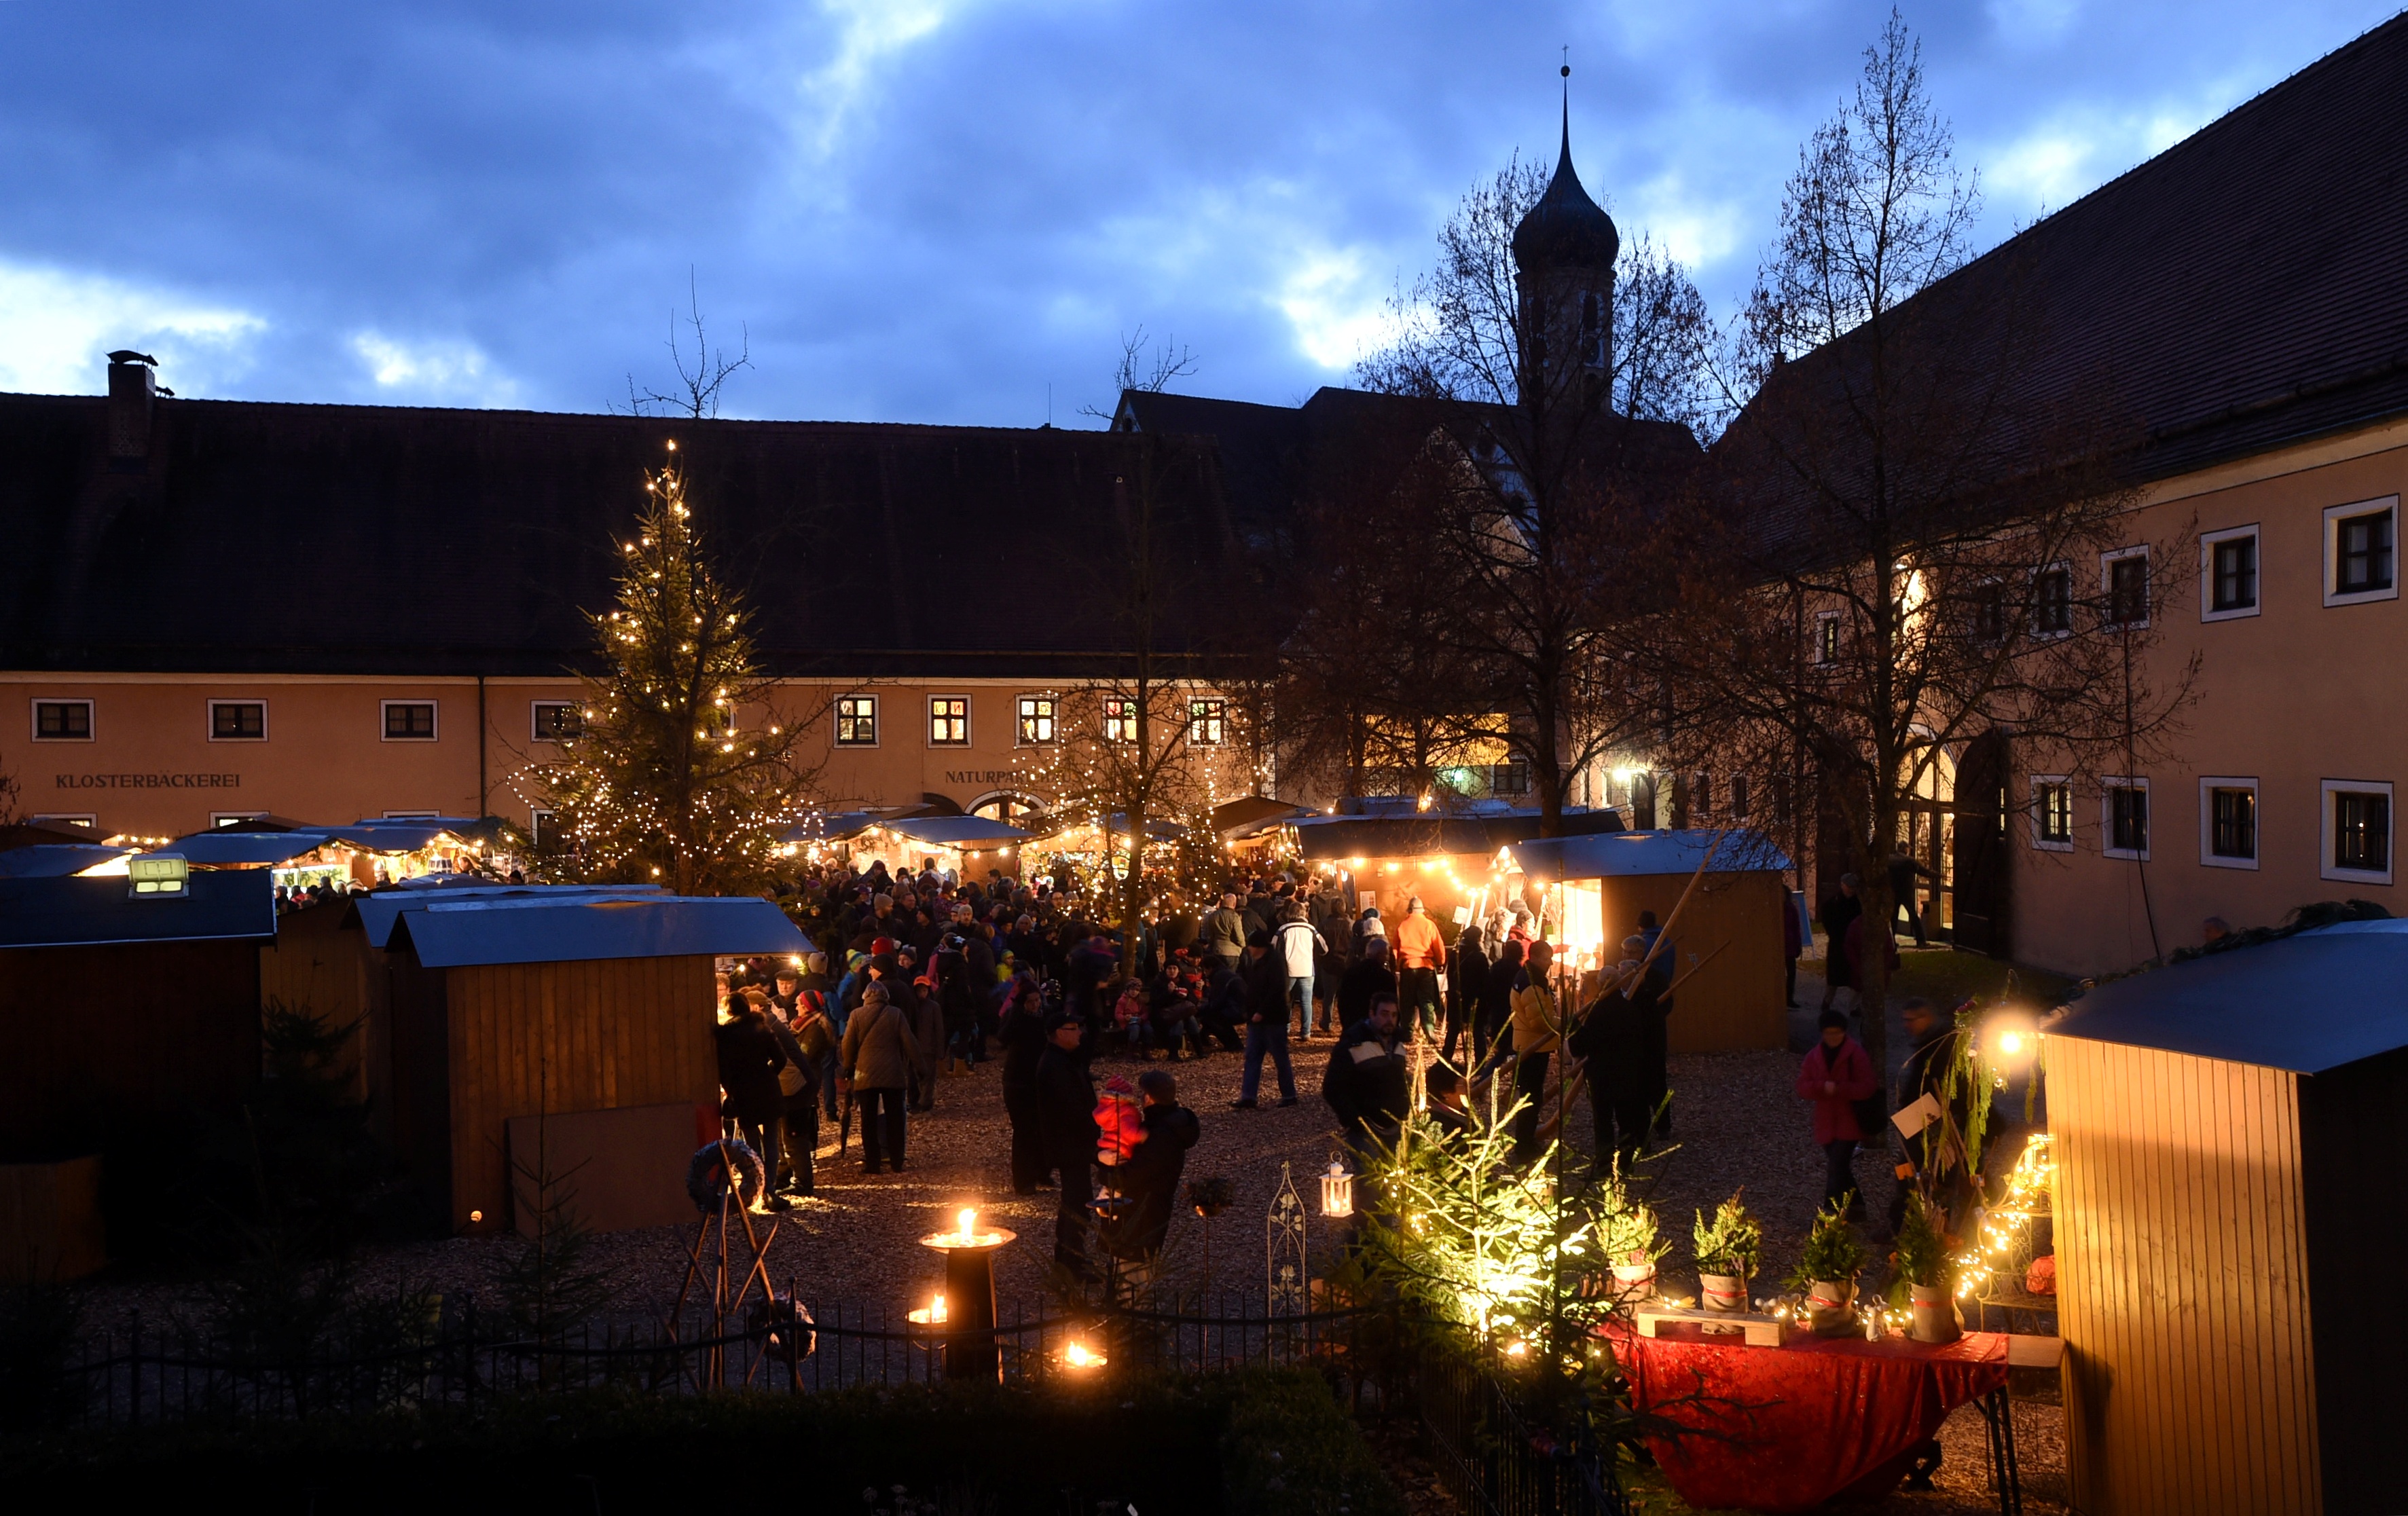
1891, 1091, 1944, 1138
1452, 906, 1472, 925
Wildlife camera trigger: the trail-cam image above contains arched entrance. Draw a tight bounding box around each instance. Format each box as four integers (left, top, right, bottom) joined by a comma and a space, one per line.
967, 790, 1043, 826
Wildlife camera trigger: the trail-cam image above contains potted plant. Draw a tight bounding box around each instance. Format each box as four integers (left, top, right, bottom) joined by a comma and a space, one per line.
1596, 1177, 1668, 1304
1692, 1193, 1763, 1314
1789, 1202, 1866, 1333
1893, 1192, 1961, 1343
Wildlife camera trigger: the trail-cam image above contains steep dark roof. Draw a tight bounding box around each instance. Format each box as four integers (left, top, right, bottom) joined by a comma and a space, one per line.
1512, 104, 1620, 274
0, 396, 1265, 678
1725, 12, 2408, 517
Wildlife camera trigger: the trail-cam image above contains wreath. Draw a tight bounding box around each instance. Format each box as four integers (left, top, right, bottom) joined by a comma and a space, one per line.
686, 1139, 767, 1212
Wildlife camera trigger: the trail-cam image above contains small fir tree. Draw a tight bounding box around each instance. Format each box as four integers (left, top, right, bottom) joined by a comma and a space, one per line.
539, 449, 821, 895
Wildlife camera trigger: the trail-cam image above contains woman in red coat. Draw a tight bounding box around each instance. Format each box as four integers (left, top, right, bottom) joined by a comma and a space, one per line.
1796, 1010, 1879, 1218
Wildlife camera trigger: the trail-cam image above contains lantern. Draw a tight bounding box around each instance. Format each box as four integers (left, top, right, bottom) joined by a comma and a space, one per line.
1319, 1155, 1354, 1218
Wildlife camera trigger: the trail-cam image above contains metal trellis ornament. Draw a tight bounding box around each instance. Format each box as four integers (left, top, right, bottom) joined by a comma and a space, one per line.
1266, 1160, 1308, 1316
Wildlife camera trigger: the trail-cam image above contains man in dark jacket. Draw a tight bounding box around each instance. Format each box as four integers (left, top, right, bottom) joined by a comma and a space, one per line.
1196, 961, 1247, 1052
1035, 1012, 1100, 1276
999, 972, 1052, 1193
1819, 874, 1862, 1014
1232, 932, 1298, 1109
1568, 936, 1666, 1176
1337, 936, 1399, 1029
1322, 993, 1410, 1159
715, 998, 791, 1210
1886, 996, 1976, 1237
1635, 910, 1677, 1138
1105, 1069, 1199, 1270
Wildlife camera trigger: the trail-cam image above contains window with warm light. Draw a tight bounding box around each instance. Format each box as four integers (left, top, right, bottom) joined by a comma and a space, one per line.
1813, 610, 1841, 664
532, 701, 582, 741
928, 697, 969, 746
1188, 697, 1226, 745
2031, 777, 2073, 852
1103, 697, 1137, 743
836, 695, 877, 746
1017, 695, 1056, 745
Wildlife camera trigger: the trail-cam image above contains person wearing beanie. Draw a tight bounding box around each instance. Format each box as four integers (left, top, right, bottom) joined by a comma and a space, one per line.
1796, 1007, 1878, 1217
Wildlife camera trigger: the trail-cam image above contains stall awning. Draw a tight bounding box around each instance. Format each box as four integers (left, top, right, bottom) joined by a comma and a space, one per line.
161, 829, 344, 866
388, 895, 812, 968
319, 822, 464, 853
2050, 919, 2408, 1073
352, 883, 668, 949
0, 872, 278, 948
0, 844, 134, 879
879, 815, 1032, 849
1213, 796, 1313, 838
1509, 830, 1790, 881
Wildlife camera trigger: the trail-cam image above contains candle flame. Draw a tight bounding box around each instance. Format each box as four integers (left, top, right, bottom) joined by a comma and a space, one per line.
957, 1207, 977, 1239
932, 1293, 947, 1323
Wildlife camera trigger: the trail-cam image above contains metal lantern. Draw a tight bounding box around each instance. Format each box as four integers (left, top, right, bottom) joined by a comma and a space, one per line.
1320, 1155, 1355, 1218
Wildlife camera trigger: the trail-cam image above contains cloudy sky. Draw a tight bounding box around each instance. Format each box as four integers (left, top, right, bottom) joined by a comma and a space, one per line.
0, 1, 2395, 424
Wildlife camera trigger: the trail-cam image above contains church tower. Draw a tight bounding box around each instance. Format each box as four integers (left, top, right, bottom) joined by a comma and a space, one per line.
1511, 67, 1619, 401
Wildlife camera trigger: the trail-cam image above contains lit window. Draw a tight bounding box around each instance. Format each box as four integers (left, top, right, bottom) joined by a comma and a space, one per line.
210, 701, 266, 741
836, 696, 877, 747
1814, 611, 1841, 664
2032, 566, 2073, 636
33, 699, 92, 741
1104, 697, 1137, 743
2032, 778, 2073, 851
1017, 695, 1057, 745
383, 701, 437, 741
532, 702, 582, 741
929, 697, 969, 746
1188, 697, 1226, 746
2325, 780, 2393, 883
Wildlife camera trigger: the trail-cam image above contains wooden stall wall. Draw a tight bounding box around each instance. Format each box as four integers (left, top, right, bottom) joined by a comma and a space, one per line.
257, 900, 376, 1109
1595, 872, 1786, 1053
2049, 1036, 2320, 1516
2296, 1044, 2408, 1515
443, 954, 718, 1232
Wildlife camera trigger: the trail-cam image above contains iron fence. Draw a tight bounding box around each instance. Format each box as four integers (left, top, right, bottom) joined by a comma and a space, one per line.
1417, 1352, 1626, 1516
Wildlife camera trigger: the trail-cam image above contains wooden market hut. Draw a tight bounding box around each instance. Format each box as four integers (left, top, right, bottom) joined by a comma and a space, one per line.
2043, 918, 2408, 1516
0, 870, 278, 1278
1508, 830, 1792, 1053
370, 891, 810, 1234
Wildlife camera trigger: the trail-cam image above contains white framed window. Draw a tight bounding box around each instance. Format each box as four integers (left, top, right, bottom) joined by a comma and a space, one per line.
1188, 697, 1226, 745
381, 700, 438, 741
2030, 775, 2074, 852
211, 811, 268, 827
531, 701, 581, 742
2324, 497, 2398, 607
2201, 525, 2261, 621
208, 699, 267, 741
2322, 779, 2393, 885
2102, 546, 2151, 629
835, 695, 878, 747
1812, 610, 1841, 665
2102, 777, 2151, 861
31, 813, 97, 829
2198, 777, 2259, 870
2032, 563, 2073, 638
1017, 695, 1057, 745
928, 695, 970, 746
31, 698, 93, 741
1103, 697, 1137, 743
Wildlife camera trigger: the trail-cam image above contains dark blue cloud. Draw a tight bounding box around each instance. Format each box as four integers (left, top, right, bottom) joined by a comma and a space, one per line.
0, 1, 2396, 421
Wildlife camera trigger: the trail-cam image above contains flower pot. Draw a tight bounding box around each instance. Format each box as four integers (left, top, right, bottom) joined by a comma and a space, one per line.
1608, 1261, 1657, 1304
1698, 1272, 1749, 1313
1909, 1281, 1961, 1344
1805, 1279, 1856, 1333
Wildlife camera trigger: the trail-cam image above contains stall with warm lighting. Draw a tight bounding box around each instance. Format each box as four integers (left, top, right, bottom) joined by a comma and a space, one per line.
2042, 917, 2408, 1516
1292, 802, 1625, 931
792, 813, 1032, 883
1509, 830, 1793, 1053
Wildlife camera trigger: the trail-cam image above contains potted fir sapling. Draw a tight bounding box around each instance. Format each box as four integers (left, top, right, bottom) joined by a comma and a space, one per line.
1893, 1192, 1962, 1343
1692, 1194, 1762, 1316
1597, 1172, 1668, 1304
1789, 1202, 1867, 1333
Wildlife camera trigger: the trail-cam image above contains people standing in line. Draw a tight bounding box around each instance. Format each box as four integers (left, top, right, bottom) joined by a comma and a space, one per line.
1508, 940, 1561, 1165
1569, 936, 1662, 1177
1103, 1069, 1200, 1282
1321, 992, 1410, 1161
1818, 874, 1862, 1015
1796, 1008, 1878, 1218
1447, 921, 1489, 1067
1273, 902, 1326, 1039
1034, 1012, 1101, 1279
1391, 897, 1448, 1048
998, 971, 1053, 1194
839, 982, 926, 1175
715, 993, 791, 1210
1338, 935, 1398, 1029
1231, 931, 1298, 1109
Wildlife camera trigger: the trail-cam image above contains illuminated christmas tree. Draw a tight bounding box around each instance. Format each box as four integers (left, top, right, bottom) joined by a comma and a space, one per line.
534, 445, 821, 895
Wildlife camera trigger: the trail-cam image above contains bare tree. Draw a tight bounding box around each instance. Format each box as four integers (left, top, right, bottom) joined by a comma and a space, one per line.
1638, 11, 2195, 1067
621, 270, 753, 420
1081, 325, 1199, 422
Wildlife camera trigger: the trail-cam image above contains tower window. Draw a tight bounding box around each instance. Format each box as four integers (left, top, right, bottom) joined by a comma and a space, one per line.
1580, 292, 1605, 369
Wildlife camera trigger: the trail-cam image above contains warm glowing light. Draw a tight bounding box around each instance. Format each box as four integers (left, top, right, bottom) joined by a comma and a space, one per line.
468, 1210, 484, 1223
931, 1293, 947, 1323
958, 1207, 977, 1239
1064, 1341, 1103, 1369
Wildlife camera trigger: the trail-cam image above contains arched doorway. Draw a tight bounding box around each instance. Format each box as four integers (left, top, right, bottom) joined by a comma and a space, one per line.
968, 791, 1043, 826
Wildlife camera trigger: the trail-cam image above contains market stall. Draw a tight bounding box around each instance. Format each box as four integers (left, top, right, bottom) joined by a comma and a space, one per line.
1294, 805, 1626, 937
158, 817, 487, 891
2043, 917, 2408, 1516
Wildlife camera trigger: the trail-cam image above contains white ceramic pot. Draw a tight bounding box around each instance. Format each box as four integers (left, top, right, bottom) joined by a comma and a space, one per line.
1699, 1272, 1749, 1314
1806, 1278, 1857, 1334
1910, 1281, 1962, 1344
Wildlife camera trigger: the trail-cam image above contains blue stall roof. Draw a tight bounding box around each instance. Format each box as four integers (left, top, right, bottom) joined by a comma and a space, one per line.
319, 822, 462, 852
0, 871, 278, 948
386, 894, 812, 968
2049, 919, 2408, 1074
162, 829, 340, 866
0, 843, 133, 878
1510, 829, 1791, 881
352, 883, 667, 949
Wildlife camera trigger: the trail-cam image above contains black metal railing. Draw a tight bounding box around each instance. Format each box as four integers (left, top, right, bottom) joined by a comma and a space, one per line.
1417, 1352, 1625, 1516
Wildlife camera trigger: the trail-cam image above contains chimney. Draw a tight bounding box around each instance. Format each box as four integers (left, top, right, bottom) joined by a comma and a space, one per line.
106, 350, 158, 463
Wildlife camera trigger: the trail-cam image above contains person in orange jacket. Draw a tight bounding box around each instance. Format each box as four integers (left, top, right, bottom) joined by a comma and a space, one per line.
1391, 896, 1449, 1047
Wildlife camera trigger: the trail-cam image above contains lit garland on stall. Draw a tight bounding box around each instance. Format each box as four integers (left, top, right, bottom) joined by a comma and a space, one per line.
1953, 1130, 2056, 1300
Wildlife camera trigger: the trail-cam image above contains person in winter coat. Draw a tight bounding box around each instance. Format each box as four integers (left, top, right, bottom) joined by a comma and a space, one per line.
1818, 874, 1862, 1014
1337, 936, 1398, 1029
1507, 941, 1561, 1166
902, 976, 947, 1111
1634, 911, 1677, 1139
1233, 933, 1298, 1109
716, 997, 792, 1208
1447, 923, 1490, 1067
1203, 894, 1249, 972
1273, 904, 1326, 1039
1034, 1013, 1101, 1276
1796, 1009, 1879, 1215
1569, 938, 1668, 1175
1321, 993, 1410, 1158
1424, 1064, 1475, 1141
998, 971, 1053, 1193
1783, 887, 1806, 1008
1196, 961, 1247, 1052
1351, 905, 1387, 957
1390, 898, 1448, 1046
767, 1004, 823, 1198
1479, 938, 1526, 1075
839, 983, 929, 1175
1105, 1069, 1200, 1268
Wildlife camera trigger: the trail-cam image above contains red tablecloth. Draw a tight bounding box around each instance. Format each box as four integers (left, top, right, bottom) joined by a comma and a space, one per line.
1611, 1322, 2009, 1514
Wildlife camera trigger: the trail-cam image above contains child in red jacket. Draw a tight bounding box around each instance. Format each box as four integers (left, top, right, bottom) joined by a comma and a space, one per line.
1796, 1010, 1879, 1217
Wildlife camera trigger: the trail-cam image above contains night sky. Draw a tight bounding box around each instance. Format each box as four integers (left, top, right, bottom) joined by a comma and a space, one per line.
1, 1, 2395, 424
